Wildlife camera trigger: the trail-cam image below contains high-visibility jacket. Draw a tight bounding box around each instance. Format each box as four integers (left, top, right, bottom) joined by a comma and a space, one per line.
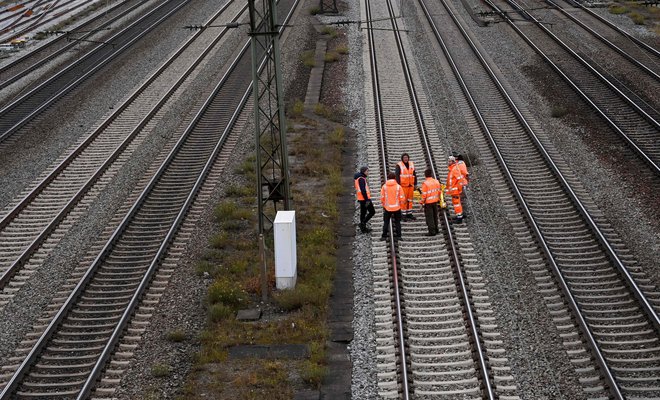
354, 176, 371, 201
457, 160, 469, 182
420, 177, 441, 205
381, 179, 405, 211
446, 164, 467, 196
396, 161, 415, 187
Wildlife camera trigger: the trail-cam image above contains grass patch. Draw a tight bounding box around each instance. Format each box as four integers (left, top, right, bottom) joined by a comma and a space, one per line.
166, 329, 187, 342
209, 303, 234, 322
329, 126, 344, 145
321, 26, 338, 38
309, 6, 321, 14
324, 51, 339, 63
151, 363, 171, 378
335, 45, 349, 54
214, 201, 253, 223
208, 279, 246, 306
608, 4, 628, 14
226, 184, 253, 198
290, 99, 305, 118
629, 11, 645, 24
301, 50, 316, 67
313, 103, 332, 118
300, 360, 327, 387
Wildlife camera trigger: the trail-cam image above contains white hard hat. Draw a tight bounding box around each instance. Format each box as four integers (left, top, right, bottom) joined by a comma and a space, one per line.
448, 156, 456, 163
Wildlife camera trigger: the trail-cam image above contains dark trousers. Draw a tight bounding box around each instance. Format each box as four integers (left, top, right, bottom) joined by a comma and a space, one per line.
382, 209, 402, 237
424, 203, 439, 234
359, 200, 375, 226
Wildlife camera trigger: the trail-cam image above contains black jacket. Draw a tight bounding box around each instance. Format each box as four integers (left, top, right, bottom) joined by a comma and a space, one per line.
354, 172, 370, 201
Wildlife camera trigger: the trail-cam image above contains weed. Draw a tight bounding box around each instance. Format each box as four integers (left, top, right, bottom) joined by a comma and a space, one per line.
226, 184, 253, 198
166, 329, 186, 342
301, 50, 316, 67
608, 4, 627, 14
290, 99, 305, 117
235, 158, 256, 176
313, 103, 333, 118
629, 11, 645, 24
210, 232, 231, 249
335, 45, 349, 54
309, 6, 321, 14
321, 26, 338, 38
151, 363, 171, 378
196, 260, 215, 276
300, 360, 327, 387
214, 202, 253, 222
209, 303, 234, 322
208, 279, 246, 306
324, 51, 339, 63
274, 284, 327, 311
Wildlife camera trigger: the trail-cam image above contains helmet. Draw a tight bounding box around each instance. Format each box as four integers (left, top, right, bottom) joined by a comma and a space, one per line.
448, 156, 456, 164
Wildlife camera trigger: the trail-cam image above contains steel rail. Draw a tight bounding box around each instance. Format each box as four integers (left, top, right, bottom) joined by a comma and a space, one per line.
485, 0, 660, 329
542, 0, 659, 80
363, 0, 410, 396
506, 0, 660, 126
0, 0, 147, 91
421, 0, 656, 395
0, 0, 245, 290
487, 0, 660, 175
0, 0, 190, 142
0, 0, 299, 396
383, 0, 495, 397
564, 0, 660, 58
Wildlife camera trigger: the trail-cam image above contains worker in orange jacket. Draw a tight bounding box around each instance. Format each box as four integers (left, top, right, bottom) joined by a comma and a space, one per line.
395, 153, 417, 220
445, 156, 468, 223
354, 166, 375, 233
380, 172, 406, 240
420, 168, 442, 236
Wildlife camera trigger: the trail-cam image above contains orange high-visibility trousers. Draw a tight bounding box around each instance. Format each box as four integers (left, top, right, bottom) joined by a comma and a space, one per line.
401, 186, 414, 212
451, 195, 463, 217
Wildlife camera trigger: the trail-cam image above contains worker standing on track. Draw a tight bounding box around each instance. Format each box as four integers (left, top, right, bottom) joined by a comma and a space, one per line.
445, 156, 468, 223
395, 153, 417, 221
380, 172, 405, 240
420, 168, 442, 236
354, 166, 375, 233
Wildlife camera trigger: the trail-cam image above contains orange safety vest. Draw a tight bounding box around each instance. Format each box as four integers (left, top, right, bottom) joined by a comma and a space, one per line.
354, 176, 371, 201
421, 177, 441, 204
381, 180, 405, 211
397, 161, 415, 187
446, 164, 466, 196
457, 160, 468, 181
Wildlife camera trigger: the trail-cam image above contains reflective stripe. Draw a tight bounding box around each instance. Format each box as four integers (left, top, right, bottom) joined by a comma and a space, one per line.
397, 161, 415, 186
355, 177, 371, 201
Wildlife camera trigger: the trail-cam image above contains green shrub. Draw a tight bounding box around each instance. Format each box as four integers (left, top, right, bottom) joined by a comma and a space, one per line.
300, 360, 327, 387
309, 6, 321, 14
214, 202, 252, 222
210, 232, 230, 249
226, 184, 253, 198
301, 50, 316, 67
335, 45, 349, 54
324, 52, 339, 63
166, 329, 186, 342
321, 26, 338, 38
608, 4, 627, 14
629, 12, 644, 24
208, 279, 246, 306
274, 284, 327, 311
151, 363, 171, 377
209, 303, 234, 322
290, 100, 305, 117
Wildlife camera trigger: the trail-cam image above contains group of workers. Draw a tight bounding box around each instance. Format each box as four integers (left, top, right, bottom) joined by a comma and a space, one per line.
354, 153, 469, 240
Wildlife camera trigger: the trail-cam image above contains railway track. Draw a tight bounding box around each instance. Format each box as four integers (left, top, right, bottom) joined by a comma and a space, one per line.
417, 0, 660, 395
0, 0, 191, 142
362, 0, 519, 396
0, 0, 247, 308
486, 0, 660, 174
0, 0, 299, 396
0, 0, 153, 92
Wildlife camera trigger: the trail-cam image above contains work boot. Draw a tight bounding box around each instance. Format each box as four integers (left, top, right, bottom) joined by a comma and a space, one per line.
380, 235, 387, 241
360, 224, 372, 233
454, 216, 463, 224
408, 214, 417, 221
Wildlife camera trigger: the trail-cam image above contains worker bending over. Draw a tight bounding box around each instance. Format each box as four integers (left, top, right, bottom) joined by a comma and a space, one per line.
445, 156, 468, 223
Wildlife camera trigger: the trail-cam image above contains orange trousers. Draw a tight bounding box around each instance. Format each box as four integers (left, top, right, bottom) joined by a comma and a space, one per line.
402, 185, 414, 212
451, 195, 463, 217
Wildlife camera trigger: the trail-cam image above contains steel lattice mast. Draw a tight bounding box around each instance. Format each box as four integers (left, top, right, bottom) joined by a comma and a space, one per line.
248, 0, 291, 235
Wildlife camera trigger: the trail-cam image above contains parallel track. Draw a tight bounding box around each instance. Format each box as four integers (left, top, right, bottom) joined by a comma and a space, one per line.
419, 0, 660, 395
487, 0, 660, 174
0, 0, 190, 142
0, 0, 299, 397
0, 0, 247, 307
363, 0, 518, 396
